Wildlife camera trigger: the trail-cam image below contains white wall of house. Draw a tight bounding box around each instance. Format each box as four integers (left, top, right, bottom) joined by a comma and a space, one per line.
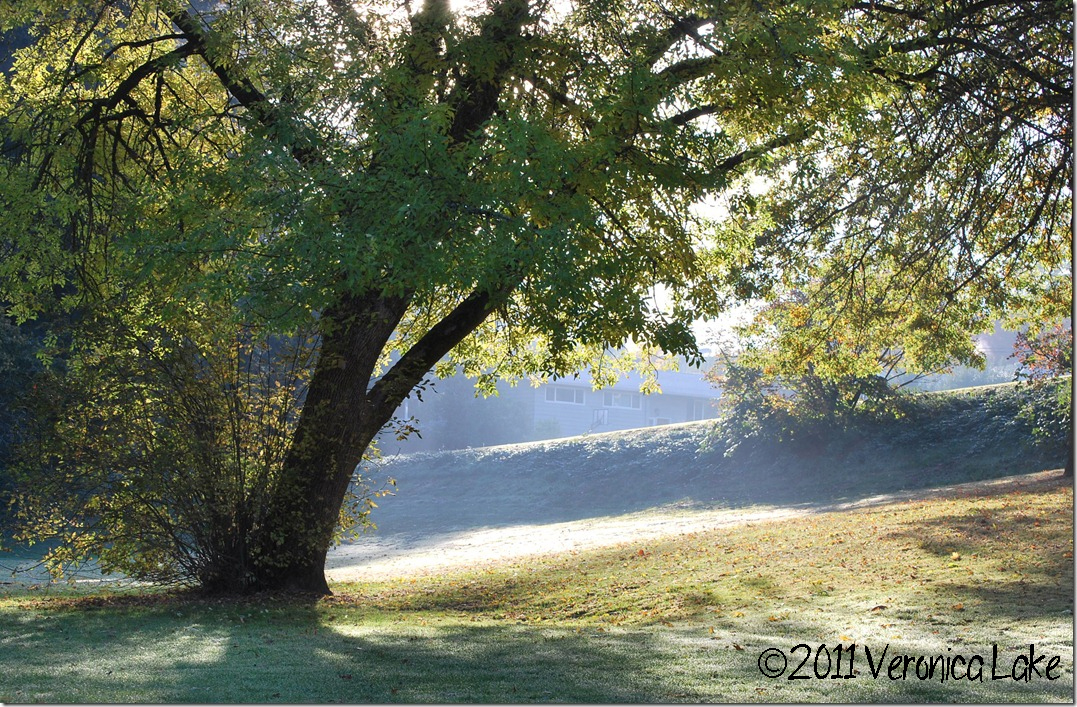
382, 365, 721, 454
532, 370, 719, 439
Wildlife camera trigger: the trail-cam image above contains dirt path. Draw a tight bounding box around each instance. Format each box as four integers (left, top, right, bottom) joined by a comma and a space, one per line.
325, 469, 1064, 582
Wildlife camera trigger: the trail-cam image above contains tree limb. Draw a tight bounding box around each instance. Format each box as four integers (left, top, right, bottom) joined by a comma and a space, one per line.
168, 8, 322, 167
367, 283, 512, 420
445, 0, 530, 144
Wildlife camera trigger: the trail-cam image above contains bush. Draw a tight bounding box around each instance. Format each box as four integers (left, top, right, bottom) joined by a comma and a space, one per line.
9, 310, 386, 590
1015, 377, 1071, 451
707, 359, 903, 458
1011, 324, 1073, 472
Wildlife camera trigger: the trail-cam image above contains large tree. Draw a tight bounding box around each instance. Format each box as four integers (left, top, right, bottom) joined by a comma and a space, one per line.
0, 0, 1070, 593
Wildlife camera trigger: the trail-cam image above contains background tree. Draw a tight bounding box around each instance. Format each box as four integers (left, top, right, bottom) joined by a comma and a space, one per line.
0, 317, 38, 529
1011, 323, 1073, 476
709, 0, 1071, 464
0, 0, 1070, 593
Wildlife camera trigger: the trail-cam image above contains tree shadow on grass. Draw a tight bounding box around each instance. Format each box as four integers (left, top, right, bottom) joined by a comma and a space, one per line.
0, 595, 730, 703
4, 590, 1072, 704
880, 493, 1073, 623
361, 414, 1067, 541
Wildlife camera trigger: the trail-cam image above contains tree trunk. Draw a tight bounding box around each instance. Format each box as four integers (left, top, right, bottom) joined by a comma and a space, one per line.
239, 286, 505, 595
246, 292, 406, 594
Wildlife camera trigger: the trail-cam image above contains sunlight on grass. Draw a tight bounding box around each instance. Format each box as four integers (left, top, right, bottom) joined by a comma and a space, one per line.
340, 473, 1072, 627
0, 472, 1072, 703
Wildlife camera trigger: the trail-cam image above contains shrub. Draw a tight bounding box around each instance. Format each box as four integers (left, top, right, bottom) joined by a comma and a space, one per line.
1011, 324, 1073, 461
9, 309, 386, 590
707, 358, 902, 458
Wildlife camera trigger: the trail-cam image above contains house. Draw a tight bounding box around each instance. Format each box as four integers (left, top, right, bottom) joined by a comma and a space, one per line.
530, 368, 719, 439
378, 365, 721, 454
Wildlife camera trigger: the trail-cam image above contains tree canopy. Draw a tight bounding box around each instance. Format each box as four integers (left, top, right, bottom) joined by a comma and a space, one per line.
0, 0, 1070, 593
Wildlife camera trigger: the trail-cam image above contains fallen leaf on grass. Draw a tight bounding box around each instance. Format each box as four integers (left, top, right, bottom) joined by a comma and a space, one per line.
733, 643, 744, 651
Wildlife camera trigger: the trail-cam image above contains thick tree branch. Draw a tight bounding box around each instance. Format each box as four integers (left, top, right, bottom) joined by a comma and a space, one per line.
703, 127, 815, 186
168, 9, 322, 166
663, 103, 722, 127
367, 284, 511, 420
445, 0, 530, 144
641, 14, 717, 67
654, 53, 726, 88
523, 72, 595, 129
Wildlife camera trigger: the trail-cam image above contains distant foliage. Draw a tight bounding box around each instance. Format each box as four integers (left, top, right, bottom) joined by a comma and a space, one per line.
707, 358, 901, 458
703, 283, 961, 457
709, 356, 1069, 472
1011, 324, 1073, 453
0, 318, 39, 526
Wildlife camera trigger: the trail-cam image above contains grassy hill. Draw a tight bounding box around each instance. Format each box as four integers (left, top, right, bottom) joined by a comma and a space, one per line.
0, 382, 1071, 703
362, 382, 1068, 536
2, 459, 1071, 701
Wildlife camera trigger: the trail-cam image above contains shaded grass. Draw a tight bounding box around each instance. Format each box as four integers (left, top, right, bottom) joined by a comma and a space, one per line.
1, 472, 1071, 702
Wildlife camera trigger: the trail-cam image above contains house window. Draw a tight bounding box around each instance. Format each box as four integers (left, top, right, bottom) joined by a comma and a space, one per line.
603, 391, 641, 409
689, 400, 708, 421
545, 386, 585, 405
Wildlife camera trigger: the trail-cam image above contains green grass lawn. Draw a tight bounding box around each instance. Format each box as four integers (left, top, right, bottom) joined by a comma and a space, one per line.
1, 471, 1071, 703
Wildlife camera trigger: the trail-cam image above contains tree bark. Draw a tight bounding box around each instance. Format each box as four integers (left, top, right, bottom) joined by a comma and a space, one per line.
243, 286, 507, 594
247, 291, 407, 594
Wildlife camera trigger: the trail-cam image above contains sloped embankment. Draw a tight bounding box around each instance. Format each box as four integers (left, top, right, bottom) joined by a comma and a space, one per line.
360, 382, 1068, 537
